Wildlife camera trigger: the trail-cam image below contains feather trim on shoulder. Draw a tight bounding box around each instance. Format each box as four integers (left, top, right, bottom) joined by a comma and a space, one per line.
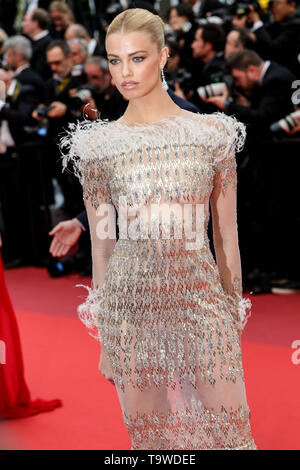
59, 112, 247, 173
199, 112, 247, 162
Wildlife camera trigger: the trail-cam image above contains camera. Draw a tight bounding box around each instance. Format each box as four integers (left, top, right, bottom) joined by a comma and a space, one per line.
69, 84, 96, 111
168, 68, 193, 96
230, 0, 260, 17
270, 110, 300, 136
23, 105, 51, 138
197, 71, 236, 100
36, 106, 51, 137
197, 82, 227, 100
37, 105, 52, 117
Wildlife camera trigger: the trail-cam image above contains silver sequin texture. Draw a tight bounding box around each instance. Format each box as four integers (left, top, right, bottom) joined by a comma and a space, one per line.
61, 111, 256, 450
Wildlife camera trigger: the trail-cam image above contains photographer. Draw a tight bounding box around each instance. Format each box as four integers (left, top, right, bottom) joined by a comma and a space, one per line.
248, 0, 300, 75
230, 1, 264, 29
188, 27, 256, 117
0, 36, 46, 146
190, 23, 225, 86
0, 36, 46, 265
204, 49, 296, 137
32, 39, 86, 143
32, 39, 86, 216
175, 23, 226, 111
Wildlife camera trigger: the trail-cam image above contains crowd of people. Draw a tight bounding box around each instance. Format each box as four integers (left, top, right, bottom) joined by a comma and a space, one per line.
0, 0, 299, 294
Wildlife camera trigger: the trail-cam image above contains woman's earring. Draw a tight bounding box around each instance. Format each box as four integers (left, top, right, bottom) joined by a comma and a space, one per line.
160, 66, 168, 90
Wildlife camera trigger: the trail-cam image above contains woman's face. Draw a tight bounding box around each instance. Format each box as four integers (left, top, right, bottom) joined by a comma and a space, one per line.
105, 31, 167, 100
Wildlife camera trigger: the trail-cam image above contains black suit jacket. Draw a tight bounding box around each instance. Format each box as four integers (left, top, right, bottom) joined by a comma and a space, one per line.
226, 61, 296, 138
76, 89, 200, 231
0, 66, 46, 145
0, 0, 16, 35
45, 72, 86, 143
254, 12, 300, 76
30, 32, 53, 81
90, 40, 105, 57
198, 0, 223, 18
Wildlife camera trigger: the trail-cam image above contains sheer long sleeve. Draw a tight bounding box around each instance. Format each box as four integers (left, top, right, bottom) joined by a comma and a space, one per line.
209, 114, 251, 331
60, 120, 116, 340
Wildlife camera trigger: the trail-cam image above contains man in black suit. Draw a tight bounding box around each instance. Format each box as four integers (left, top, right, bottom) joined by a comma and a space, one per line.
21, 8, 53, 80
0, 0, 17, 35
247, 0, 300, 76
0, 35, 46, 265
32, 39, 87, 216
0, 35, 46, 145
180, 23, 225, 113
204, 49, 296, 137
190, 23, 225, 87
33, 39, 86, 144
48, 1, 74, 40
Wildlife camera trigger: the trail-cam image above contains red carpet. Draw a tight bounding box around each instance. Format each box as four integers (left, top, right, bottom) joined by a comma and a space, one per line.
0, 266, 300, 450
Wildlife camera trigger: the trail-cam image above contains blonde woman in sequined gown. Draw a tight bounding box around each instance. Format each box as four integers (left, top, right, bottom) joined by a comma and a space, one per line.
61, 8, 257, 450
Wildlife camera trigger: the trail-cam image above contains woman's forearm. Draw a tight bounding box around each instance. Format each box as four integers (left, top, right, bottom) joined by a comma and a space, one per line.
213, 235, 243, 298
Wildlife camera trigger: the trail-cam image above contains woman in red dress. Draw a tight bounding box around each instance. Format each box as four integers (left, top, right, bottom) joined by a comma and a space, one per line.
0, 233, 62, 419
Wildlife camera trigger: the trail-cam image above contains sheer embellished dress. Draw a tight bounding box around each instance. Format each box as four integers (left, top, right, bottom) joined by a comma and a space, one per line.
61, 109, 257, 450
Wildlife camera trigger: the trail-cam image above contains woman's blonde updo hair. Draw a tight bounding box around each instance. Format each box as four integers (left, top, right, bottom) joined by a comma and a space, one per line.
106, 8, 165, 51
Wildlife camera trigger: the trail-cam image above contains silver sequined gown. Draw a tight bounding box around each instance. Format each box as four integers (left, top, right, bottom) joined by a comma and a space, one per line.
61, 109, 257, 450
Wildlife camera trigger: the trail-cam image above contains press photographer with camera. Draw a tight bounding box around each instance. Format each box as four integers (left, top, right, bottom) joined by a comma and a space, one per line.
174, 23, 226, 112
230, 1, 264, 29
32, 39, 87, 216
204, 49, 296, 137
0, 35, 46, 266
176, 26, 256, 114
32, 39, 86, 133
248, 0, 300, 75
0, 36, 46, 146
